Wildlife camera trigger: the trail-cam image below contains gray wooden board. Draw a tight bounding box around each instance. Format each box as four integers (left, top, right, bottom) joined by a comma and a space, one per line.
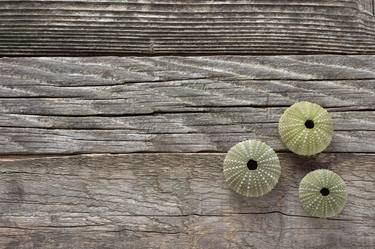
0, 56, 375, 154
0, 55, 375, 249
0, 153, 373, 249
0, 0, 375, 56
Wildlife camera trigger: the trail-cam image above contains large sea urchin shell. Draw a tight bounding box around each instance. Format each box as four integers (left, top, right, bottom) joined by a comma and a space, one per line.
299, 169, 347, 218
279, 101, 333, 156
223, 140, 281, 197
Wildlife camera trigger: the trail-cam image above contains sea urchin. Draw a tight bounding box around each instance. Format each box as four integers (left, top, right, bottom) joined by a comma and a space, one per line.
223, 140, 281, 197
279, 101, 333, 156
299, 169, 347, 218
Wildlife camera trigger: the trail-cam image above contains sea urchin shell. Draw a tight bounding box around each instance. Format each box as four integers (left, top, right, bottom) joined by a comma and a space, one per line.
279, 101, 333, 156
223, 140, 281, 197
299, 169, 347, 218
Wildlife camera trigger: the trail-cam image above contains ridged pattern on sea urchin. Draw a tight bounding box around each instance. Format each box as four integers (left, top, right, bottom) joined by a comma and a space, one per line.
223, 140, 281, 197
279, 101, 333, 156
299, 169, 347, 218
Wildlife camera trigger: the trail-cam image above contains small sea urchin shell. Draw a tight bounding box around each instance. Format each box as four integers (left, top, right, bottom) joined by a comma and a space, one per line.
299, 169, 347, 218
279, 101, 333, 156
223, 140, 281, 197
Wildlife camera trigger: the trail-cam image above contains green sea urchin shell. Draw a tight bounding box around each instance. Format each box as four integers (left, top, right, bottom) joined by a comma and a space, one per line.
299, 169, 347, 218
223, 140, 281, 197
279, 101, 333, 156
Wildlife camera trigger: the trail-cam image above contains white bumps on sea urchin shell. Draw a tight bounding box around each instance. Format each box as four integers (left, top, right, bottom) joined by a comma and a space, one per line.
223, 140, 281, 197
279, 101, 333, 156
299, 169, 347, 218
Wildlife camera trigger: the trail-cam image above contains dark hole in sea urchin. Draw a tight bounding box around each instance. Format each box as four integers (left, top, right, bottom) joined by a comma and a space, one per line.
320, 188, 330, 196
305, 119, 315, 129
247, 159, 258, 170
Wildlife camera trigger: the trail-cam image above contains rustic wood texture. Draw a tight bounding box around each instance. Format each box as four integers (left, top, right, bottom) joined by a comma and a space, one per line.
358, 0, 375, 14
1, 0, 375, 56
0, 153, 374, 249
1, 54, 375, 249
2, 0, 375, 247
0, 55, 375, 154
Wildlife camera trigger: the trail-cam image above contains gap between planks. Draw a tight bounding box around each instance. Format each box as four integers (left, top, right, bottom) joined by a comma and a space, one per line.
0, 151, 375, 161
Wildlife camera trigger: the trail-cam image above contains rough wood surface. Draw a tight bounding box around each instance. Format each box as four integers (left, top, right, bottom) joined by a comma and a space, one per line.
1, 55, 375, 248
0, 153, 373, 249
0, 55, 375, 154
1, 0, 375, 56
358, 0, 375, 14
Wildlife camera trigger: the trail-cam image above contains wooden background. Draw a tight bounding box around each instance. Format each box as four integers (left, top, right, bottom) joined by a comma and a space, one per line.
0, 1, 374, 248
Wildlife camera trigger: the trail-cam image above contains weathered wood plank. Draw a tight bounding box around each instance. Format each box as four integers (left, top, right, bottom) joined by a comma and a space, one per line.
0, 153, 373, 249
0, 56, 375, 154
0, 0, 374, 56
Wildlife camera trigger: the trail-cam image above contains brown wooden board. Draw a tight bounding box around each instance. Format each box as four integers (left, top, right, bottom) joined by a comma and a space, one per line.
0, 0, 374, 56
0, 153, 373, 248
0, 49, 374, 247
0, 56, 374, 154
1, 1, 375, 249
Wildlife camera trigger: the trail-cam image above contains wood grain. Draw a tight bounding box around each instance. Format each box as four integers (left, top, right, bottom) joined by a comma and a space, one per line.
0, 0, 375, 56
358, 0, 375, 14
0, 153, 373, 249
1, 55, 374, 248
0, 55, 375, 154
